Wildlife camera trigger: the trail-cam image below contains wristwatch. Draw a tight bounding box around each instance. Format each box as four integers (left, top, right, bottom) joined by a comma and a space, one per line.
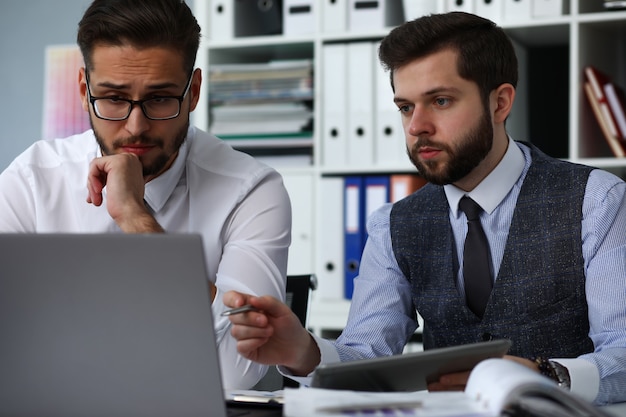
548, 360, 571, 390
532, 357, 572, 390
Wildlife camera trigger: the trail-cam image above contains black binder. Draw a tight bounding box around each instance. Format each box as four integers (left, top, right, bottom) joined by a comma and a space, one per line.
235, 0, 283, 37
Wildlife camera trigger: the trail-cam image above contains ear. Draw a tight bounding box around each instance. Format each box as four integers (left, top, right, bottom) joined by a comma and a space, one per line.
78, 67, 89, 113
188, 68, 202, 112
491, 83, 515, 124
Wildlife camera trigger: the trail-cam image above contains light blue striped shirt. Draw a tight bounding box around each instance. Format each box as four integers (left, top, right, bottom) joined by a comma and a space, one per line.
318, 140, 626, 405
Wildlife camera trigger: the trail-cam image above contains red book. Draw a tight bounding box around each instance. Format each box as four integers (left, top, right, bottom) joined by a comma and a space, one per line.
584, 66, 626, 140
584, 81, 626, 157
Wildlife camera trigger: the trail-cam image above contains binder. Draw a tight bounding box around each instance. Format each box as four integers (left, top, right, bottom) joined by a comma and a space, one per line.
503, 0, 531, 22
390, 174, 428, 203
281, 172, 314, 275
316, 177, 345, 300
364, 176, 390, 225
374, 41, 406, 166
402, 0, 439, 20
532, 0, 568, 18
475, 0, 503, 23
342, 175, 391, 299
283, 0, 315, 36
209, 0, 234, 41
234, 0, 283, 37
344, 176, 364, 299
322, 43, 349, 167
445, 0, 475, 12
347, 0, 403, 31
347, 42, 375, 166
322, 0, 347, 33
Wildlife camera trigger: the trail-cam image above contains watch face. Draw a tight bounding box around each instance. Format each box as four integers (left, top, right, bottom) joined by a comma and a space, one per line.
550, 361, 571, 389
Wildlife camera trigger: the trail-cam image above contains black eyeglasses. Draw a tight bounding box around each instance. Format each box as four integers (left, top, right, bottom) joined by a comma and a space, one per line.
85, 71, 193, 121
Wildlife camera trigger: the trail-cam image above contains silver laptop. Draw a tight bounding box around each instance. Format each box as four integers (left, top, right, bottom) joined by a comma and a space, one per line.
0, 233, 227, 417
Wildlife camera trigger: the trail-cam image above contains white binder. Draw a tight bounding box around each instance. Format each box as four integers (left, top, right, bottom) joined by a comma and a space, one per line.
402, 0, 440, 20
322, 43, 349, 167
209, 0, 234, 41
281, 171, 314, 275
347, 42, 375, 166
445, 0, 475, 12
283, 0, 315, 36
532, 0, 568, 17
315, 177, 345, 300
348, 0, 404, 31
475, 0, 503, 23
374, 42, 406, 166
503, 0, 531, 22
322, 0, 348, 33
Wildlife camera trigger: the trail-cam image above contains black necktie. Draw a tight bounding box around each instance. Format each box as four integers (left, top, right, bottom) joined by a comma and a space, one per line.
459, 196, 493, 318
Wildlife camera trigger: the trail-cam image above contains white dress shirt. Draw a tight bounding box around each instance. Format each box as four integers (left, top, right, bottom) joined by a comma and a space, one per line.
291, 139, 626, 405
0, 126, 292, 390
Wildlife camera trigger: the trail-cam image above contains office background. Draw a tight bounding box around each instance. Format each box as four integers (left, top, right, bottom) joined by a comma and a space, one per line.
0, 0, 194, 172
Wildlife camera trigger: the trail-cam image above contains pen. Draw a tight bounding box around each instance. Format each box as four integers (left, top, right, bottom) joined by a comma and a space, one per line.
221, 304, 259, 316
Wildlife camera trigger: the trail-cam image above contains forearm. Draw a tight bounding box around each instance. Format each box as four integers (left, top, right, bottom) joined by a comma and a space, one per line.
578, 349, 626, 405
114, 209, 164, 233
282, 330, 322, 376
279, 332, 340, 385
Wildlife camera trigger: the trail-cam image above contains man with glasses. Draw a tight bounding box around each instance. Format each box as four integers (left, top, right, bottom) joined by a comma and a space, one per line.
0, 0, 291, 390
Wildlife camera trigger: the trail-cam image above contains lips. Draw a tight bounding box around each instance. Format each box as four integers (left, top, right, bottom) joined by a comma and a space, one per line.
418, 146, 441, 159
120, 144, 155, 156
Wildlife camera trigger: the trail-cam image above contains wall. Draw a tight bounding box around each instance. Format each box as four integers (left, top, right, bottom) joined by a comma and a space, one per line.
0, 0, 92, 170
0, 0, 194, 172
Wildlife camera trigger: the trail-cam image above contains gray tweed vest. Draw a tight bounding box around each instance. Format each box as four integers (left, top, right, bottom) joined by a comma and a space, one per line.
390, 143, 594, 358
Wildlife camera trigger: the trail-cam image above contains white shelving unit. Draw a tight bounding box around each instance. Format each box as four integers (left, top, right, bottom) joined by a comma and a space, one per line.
192, 0, 626, 336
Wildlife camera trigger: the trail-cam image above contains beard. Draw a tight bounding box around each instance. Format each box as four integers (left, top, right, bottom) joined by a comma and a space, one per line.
407, 109, 493, 186
91, 115, 189, 178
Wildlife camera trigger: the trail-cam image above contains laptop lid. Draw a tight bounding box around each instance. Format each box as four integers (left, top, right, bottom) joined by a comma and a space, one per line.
0, 233, 227, 417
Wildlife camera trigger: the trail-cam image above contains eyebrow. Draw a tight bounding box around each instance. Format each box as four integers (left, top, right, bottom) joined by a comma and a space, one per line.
93, 80, 181, 91
393, 86, 463, 103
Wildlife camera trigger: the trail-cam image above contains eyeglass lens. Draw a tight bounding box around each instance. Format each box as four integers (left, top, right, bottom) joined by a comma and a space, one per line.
93, 98, 180, 120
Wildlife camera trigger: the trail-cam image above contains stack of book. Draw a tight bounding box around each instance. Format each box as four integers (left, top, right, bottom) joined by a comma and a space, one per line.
583, 66, 626, 157
208, 60, 314, 145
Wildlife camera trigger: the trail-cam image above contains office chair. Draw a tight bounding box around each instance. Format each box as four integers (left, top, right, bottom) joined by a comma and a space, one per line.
252, 274, 317, 391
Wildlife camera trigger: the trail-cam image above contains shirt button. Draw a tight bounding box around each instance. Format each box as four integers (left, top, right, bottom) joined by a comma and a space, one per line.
481, 332, 493, 341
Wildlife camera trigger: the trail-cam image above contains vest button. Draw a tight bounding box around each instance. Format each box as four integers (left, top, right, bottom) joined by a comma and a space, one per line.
481, 332, 493, 341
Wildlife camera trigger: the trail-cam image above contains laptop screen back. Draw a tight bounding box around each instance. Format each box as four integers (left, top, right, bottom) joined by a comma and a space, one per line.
0, 233, 226, 417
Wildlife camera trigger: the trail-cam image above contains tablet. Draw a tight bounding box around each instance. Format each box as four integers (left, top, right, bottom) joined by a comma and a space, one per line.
311, 339, 512, 392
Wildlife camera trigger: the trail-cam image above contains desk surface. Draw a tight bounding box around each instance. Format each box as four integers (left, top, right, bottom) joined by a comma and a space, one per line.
604, 402, 626, 417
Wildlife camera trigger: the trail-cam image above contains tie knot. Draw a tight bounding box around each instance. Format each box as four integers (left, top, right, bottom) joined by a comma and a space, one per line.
459, 196, 482, 221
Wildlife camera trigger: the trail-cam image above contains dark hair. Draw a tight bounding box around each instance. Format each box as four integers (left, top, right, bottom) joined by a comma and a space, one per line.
77, 0, 201, 74
378, 12, 518, 104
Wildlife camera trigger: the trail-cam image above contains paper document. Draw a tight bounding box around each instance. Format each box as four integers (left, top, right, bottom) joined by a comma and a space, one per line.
283, 387, 489, 417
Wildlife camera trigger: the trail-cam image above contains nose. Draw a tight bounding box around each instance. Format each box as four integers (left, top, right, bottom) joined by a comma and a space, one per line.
406, 106, 433, 138
124, 104, 150, 136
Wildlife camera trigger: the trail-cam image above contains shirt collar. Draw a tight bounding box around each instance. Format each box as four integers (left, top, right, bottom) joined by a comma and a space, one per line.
445, 137, 525, 217
144, 129, 192, 212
